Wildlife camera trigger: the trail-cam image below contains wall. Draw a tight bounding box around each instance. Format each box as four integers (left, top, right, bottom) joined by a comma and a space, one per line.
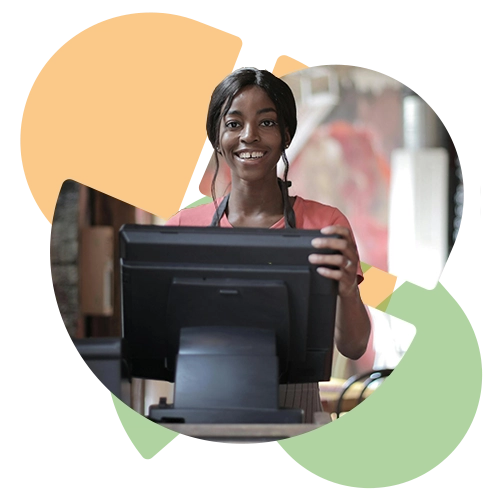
50, 180, 80, 337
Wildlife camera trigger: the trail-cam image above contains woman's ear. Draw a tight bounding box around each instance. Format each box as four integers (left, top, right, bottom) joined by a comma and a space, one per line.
284, 129, 291, 149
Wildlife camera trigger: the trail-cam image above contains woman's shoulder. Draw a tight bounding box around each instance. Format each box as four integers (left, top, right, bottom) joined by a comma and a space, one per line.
295, 196, 341, 213
294, 196, 351, 229
165, 199, 218, 226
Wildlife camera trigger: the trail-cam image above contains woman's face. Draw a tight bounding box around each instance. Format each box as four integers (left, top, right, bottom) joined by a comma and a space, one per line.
218, 85, 288, 184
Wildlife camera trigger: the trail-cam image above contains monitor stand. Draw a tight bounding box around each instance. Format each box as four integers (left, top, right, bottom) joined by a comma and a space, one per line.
148, 326, 304, 424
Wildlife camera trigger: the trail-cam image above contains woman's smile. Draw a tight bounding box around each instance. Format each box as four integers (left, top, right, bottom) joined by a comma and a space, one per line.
233, 149, 268, 167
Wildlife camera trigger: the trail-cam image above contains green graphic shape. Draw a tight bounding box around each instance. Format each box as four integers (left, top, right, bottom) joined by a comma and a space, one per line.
112, 395, 178, 459
376, 292, 393, 312
278, 282, 481, 487
185, 196, 212, 209
360, 262, 372, 273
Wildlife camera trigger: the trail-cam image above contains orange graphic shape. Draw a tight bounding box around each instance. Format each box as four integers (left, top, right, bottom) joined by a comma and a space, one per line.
273, 56, 308, 77
359, 267, 397, 308
21, 13, 241, 223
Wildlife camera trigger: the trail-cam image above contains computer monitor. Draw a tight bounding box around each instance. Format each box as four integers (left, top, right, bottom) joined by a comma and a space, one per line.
120, 224, 339, 424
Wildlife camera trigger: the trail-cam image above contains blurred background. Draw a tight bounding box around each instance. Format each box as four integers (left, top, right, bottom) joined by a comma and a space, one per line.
51, 65, 463, 414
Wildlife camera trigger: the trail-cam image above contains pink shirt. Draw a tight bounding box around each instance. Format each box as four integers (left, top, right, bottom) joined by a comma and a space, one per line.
166, 196, 363, 282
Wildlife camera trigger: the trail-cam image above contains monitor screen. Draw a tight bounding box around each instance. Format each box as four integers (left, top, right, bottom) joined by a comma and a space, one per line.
120, 224, 338, 384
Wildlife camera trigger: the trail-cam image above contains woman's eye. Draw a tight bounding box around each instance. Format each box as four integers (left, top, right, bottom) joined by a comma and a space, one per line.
225, 121, 240, 129
261, 120, 277, 127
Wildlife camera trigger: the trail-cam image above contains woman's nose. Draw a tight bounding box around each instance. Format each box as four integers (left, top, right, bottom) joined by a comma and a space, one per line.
241, 122, 259, 143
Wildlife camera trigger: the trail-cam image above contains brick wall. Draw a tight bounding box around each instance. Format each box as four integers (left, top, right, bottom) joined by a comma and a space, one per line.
50, 180, 80, 337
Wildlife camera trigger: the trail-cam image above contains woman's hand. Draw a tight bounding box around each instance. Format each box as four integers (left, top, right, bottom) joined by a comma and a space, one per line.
308, 225, 370, 360
308, 225, 360, 297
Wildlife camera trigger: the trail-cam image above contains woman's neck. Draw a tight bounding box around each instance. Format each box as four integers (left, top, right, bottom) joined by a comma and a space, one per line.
226, 175, 284, 227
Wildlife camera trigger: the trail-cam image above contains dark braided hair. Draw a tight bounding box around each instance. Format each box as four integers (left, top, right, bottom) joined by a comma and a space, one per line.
206, 68, 297, 207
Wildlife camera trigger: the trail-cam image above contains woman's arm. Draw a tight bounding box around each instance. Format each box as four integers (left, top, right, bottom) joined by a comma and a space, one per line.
308, 225, 371, 360
333, 283, 371, 360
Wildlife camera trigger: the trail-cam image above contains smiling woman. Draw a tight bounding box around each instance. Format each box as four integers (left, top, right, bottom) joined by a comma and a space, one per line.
217, 86, 289, 228
166, 68, 371, 416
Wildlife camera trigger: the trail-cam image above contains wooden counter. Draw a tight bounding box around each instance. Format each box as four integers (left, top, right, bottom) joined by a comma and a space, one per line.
161, 412, 332, 443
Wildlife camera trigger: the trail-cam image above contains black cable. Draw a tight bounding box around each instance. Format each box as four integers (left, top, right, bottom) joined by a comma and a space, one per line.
357, 370, 393, 404
335, 369, 394, 418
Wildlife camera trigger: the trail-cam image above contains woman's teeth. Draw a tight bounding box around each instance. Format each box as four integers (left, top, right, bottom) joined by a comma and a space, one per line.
238, 151, 264, 159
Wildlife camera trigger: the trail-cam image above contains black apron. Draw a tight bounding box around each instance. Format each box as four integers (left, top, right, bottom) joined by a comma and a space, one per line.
208, 177, 323, 422
210, 178, 296, 228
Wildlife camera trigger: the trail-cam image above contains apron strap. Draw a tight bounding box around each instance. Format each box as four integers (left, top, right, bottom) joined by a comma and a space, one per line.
279, 178, 296, 229
210, 194, 230, 227
210, 178, 296, 228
